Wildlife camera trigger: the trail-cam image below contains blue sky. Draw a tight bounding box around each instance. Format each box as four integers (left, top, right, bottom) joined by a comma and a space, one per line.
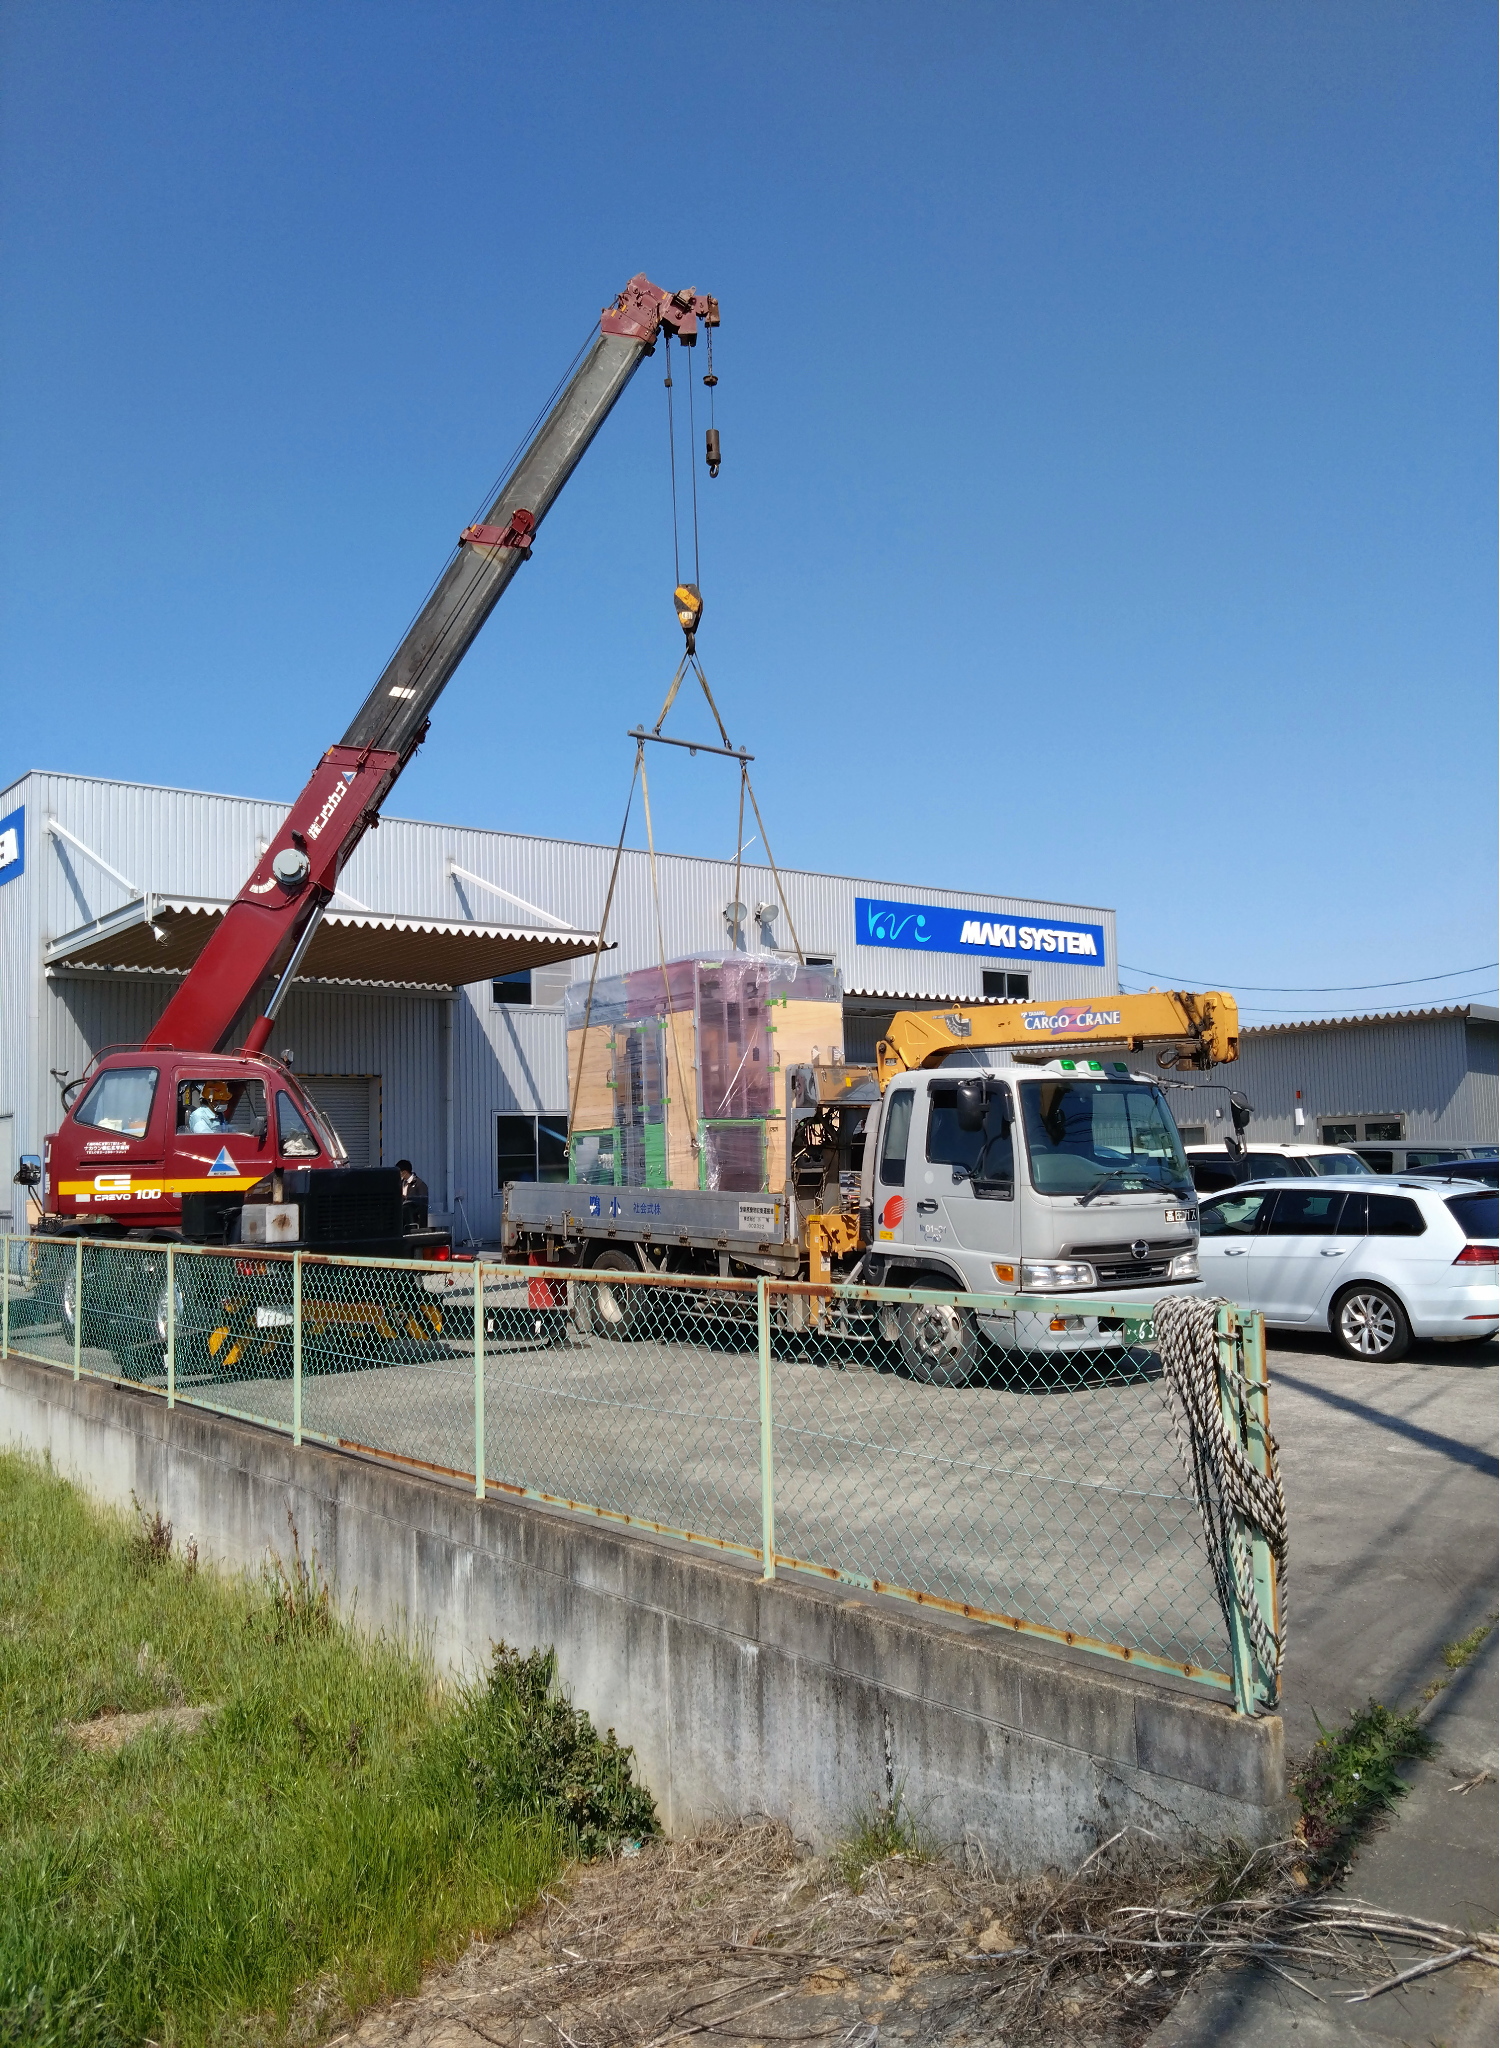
2, 2, 1493, 1021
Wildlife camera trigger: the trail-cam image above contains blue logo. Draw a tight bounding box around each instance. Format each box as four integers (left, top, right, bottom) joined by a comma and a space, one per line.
855, 896, 1106, 963
588, 1195, 601, 1217
208, 1146, 238, 1178
609, 1196, 622, 1218
0, 807, 23, 887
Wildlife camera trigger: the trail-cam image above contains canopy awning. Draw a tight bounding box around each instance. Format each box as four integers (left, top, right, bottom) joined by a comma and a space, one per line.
44, 894, 609, 987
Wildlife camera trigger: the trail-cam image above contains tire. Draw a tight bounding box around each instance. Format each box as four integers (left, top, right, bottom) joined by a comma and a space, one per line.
586, 1250, 645, 1341
1331, 1284, 1411, 1364
893, 1297, 987, 1387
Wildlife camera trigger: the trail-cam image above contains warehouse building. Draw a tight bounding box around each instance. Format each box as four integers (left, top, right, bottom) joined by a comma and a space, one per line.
0, 770, 1118, 1242
1165, 1005, 1497, 1163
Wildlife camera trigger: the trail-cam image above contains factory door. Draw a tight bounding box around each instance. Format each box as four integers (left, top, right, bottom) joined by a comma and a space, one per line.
300, 1076, 379, 1167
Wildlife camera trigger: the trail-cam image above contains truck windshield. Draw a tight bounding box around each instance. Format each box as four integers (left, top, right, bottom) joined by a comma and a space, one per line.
1018, 1079, 1192, 1198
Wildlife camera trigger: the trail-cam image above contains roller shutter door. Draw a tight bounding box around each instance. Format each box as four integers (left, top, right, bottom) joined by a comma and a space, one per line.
301, 1077, 376, 1167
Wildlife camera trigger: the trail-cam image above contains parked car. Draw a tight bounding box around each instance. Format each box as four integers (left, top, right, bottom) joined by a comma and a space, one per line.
1387, 1157, 1500, 1187
1351, 1143, 1499, 1177
1184, 1142, 1375, 1195
1196, 1177, 1498, 1362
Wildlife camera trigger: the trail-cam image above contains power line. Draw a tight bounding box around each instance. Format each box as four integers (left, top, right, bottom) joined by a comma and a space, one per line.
1118, 961, 1498, 994
1120, 985, 1498, 1018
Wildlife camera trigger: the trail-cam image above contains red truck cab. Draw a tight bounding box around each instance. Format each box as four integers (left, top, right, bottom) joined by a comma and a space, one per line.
45, 1049, 344, 1237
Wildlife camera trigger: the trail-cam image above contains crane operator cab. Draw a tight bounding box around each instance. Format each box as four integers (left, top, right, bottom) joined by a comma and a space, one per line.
40, 1049, 448, 1258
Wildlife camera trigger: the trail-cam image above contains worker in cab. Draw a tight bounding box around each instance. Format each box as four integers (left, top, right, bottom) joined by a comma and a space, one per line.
184, 1081, 232, 1133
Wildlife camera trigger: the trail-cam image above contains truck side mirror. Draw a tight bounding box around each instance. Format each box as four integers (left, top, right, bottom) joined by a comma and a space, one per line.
955, 1079, 987, 1132
13, 1158, 41, 1188
253, 1117, 268, 1146
1226, 1090, 1253, 1159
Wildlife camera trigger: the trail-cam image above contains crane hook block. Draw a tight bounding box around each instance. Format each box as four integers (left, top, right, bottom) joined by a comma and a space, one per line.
675, 583, 704, 649
704, 428, 721, 478
460, 507, 536, 554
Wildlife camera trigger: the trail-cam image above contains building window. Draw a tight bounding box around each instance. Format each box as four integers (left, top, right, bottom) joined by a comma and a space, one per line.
492, 969, 532, 1006
497, 1113, 569, 1187
1319, 1115, 1406, 1144
804, 955, 835, 967
982, 971, 1030, 1000
1176, 1125, 1207, 1146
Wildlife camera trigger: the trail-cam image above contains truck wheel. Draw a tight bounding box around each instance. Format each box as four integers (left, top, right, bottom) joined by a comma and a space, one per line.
894, 1299, 986, 1387
1331, 1285, 1411, 1364
586, 1250, 645, 1341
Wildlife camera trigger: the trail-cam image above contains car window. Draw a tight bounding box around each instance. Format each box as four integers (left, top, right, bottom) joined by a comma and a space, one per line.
1264, 1189, 1350, 1235
1359, 1150, 1395, 1175
275, 1092, 322, 1159
1306, 1152, 1373, 1176
1368, 1193, 1425, 1237
1199, 1191, 1270, 1237
1190, 1159, 1240, 1193
880, 1091, 913, 1188
73, 1067, 158, 1137
1446, 1192, 1498, 1240
1243, 1153, 1297, 1178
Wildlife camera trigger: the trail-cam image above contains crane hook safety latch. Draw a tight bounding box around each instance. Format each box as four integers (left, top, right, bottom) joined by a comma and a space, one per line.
460, 507, 536, 555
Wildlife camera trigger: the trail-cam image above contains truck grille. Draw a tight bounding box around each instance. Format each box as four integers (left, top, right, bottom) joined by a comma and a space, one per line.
1072, 1237, 1193, 1286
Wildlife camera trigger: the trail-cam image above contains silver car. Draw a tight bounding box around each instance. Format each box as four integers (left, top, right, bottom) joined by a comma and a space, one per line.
1196, 1176, 1498, 1362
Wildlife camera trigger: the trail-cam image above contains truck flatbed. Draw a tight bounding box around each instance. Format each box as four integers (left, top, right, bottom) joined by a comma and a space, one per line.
502, 1183, 801, 1272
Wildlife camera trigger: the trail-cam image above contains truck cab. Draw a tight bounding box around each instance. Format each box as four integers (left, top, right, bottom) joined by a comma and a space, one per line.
859, 1054, 1202, 1357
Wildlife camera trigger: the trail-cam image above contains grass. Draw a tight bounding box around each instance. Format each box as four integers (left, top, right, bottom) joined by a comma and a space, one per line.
829, 1792, 928, 1891
1291, 1698, 1436, 1869
0, 1454, 654, 2047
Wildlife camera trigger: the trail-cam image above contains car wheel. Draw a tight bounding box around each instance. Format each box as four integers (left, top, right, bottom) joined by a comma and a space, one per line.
894, 1299, 986, 1387
586, 1250, 645, 1340
1332, 1284, 1411, 1364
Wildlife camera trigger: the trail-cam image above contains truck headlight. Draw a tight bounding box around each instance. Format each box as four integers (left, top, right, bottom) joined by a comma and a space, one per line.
1022, 1259, 1098, 1290
1168, 1251, 1200, 1281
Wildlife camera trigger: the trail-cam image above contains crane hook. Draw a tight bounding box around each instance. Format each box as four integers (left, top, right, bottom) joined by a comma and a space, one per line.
674, 582, 703, 652
704, 427, 721, 478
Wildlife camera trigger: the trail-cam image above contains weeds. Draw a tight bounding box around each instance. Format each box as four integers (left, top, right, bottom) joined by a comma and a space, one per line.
0, 1455, 654, 2048
830, 1792, 926, 1890
1291, 1698, 1436, 1866
453, 1644, 657, 1856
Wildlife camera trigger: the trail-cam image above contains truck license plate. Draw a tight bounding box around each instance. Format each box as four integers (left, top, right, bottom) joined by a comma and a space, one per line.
1163, 1208, 1195, 1224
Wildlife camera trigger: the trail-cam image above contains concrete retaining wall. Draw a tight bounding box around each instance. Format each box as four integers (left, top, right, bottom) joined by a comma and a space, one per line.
0, 1354, 1289, 1870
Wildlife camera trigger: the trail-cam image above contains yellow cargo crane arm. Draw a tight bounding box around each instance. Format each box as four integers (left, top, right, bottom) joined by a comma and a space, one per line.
874, 990, 1239, 1088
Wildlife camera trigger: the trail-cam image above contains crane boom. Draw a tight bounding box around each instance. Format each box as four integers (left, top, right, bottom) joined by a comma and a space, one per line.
874, 989, 1239, 1088
143, 276, 717, 1056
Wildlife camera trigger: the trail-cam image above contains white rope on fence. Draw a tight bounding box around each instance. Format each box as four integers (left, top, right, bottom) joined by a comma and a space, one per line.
1152, 1295, 1289, 1692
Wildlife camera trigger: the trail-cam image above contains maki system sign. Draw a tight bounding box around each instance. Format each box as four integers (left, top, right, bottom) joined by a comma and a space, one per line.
855, 897, 1106, 964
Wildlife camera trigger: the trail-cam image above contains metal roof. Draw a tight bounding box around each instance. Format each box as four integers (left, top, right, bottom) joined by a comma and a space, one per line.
43, 894, 607, 986
1243, 1004, 1498, 1037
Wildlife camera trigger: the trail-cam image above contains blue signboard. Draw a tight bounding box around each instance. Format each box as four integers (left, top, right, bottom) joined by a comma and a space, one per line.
855, 896, 1106, 963
0, 807, 23, 887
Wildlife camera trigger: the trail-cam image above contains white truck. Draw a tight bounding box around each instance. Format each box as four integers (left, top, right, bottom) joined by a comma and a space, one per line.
501, 989, 1239, 1381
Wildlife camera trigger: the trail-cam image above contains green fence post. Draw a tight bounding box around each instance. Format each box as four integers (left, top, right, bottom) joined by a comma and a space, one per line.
73, 1238, 83, 1381
474, 1262, 485, 1502
165, 1245, 175, 1409
1214, 1304, 1256, 1714
757, 1276, 775, 1580
292, 1251, 302, 1447
2, 1236, 9, 1360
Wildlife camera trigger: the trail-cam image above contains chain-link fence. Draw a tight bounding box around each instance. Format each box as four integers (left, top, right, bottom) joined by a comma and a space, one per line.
0, 1236, 1281, 1712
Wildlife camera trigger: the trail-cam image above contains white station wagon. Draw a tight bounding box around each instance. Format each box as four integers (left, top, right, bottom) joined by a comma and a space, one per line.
1196, 1177, 1498, 1362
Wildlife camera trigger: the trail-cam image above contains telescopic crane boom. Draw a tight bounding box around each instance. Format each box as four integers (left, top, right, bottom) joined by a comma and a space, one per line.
143, 276, 718, 1058
874, 989, 1239, 1088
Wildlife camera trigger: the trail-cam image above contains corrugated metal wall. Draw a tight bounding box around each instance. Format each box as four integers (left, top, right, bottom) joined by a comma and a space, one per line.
0, 770, 1122, 1237
1165, 1011, 1498, 1148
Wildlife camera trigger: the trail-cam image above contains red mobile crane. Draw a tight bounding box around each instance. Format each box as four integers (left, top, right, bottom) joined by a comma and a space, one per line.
41, 276, 718, 1257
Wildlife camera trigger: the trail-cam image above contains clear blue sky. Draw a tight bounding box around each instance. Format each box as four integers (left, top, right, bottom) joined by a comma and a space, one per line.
2, 2, 1493, 1021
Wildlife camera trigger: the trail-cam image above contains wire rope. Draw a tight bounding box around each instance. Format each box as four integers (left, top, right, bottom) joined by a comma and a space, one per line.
639, 752, 700, 1158
567, 746, 643, 1143
663, 334, 681, 588
686, 340, 701, 588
